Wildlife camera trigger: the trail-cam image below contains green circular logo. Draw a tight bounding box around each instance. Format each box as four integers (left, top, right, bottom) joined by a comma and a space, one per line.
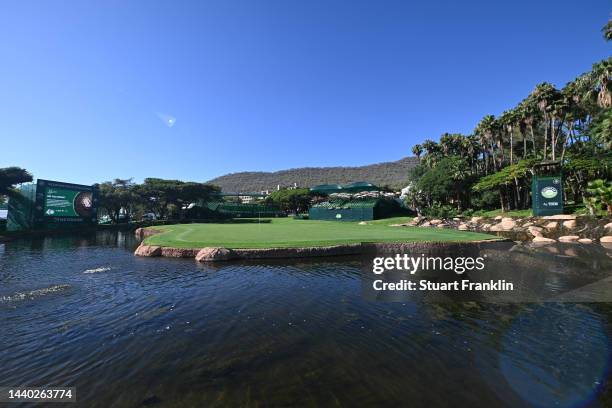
541, 187, 558, 199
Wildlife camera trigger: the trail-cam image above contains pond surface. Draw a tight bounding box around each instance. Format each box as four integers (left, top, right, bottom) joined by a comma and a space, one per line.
1, 232, 612, 407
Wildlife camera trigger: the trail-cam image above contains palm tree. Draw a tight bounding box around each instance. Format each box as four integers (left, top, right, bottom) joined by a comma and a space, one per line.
439, 133, 453, 155
411, 144, 423, 161
591, 58, 612, 108
530, 82, 561, 160
500, 109, 519, 164
475, 116, 493, 172
421, 139, 440, 168
518, 99, 539, 156
515, 104, 528, 158
603, 17, 612, 41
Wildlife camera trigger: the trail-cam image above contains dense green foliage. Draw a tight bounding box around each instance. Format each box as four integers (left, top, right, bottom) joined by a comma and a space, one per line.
603, 17, 612, 42
97, 178, 220, 221
407, 21, 611, 215
207, 157, 417, 193
265, 188, 313, 214
144, 218, 496, 248
585, 179, 612, 215
0, 167, 33, 197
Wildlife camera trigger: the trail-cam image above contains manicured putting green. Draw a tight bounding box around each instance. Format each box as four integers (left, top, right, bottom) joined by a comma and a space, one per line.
144, 218, 497, 249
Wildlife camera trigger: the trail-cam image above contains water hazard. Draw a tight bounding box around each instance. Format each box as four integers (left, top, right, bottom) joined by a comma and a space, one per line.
1, 231, 612, 407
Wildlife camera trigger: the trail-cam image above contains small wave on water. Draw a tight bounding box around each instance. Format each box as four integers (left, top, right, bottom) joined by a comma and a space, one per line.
0, 284, 71, 303
83, 266, 112, 274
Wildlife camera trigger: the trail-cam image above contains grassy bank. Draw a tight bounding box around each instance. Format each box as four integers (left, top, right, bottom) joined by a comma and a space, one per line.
143, 217, 497, 249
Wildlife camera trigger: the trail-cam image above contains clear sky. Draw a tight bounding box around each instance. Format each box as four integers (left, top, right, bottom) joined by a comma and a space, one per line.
1, 0, 610, 185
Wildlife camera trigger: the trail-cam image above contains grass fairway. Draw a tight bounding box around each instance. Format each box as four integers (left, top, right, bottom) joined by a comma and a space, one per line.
143, 218, 497, 249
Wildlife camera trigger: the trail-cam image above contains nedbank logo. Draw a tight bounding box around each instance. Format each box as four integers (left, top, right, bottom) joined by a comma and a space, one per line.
541, 186, 558, 199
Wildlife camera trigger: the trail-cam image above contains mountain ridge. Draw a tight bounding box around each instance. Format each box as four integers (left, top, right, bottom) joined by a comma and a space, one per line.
207, 157, 418, 192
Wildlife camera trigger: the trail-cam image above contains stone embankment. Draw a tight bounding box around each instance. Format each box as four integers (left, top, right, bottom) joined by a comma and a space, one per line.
394, 215, 612, 246
133, 225, 505, 261
134, 228, 163, 240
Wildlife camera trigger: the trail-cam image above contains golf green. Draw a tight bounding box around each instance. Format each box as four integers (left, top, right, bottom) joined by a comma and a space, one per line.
143, 218, 497, 249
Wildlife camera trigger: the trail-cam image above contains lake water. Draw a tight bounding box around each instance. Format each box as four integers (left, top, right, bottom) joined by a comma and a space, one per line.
1, 231, 612, 407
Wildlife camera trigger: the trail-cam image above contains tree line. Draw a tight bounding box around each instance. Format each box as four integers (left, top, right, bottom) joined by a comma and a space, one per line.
406, 18, 612, 217
0, 168, 320, 222
96, 178, 221, 222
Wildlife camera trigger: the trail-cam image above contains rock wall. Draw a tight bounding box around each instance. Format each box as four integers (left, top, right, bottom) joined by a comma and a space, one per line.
133, 240, 507, 261
396, 215, 612, 245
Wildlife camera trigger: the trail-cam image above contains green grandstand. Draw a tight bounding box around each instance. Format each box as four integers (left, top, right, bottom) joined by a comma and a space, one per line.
203, 200, 284, 218
309, 197, 399, 221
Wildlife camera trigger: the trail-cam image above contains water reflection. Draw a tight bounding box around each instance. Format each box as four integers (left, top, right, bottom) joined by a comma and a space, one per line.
0, 232, 611, 407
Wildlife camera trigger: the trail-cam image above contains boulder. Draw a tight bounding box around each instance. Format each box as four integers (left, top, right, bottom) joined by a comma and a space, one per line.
541, 215, 577, 220
134, 228, 162, 240
604, 223, 612, 232
489, 223, 505, 231
410, 216, 425, 225
544, 222, 558, 230
436, 223, 448, 228
481, 223, 492, 231
528, 226, 544, 237
134, 245, 162, 257
522, 222, 534, 227
457, 223, 469, 231
160, 247, 198, 258
578, 238, 593, 244
430, 219, 443, 225
134, 227, 144, 239
421, 221, 431, 227
558, 235, 579, 243
600, 236, 612, 243
532, 236, 556, 244
562, 220, 577, 229
470, 216, 484, 223
195, 247, 237, 262
494, 215, 503, 221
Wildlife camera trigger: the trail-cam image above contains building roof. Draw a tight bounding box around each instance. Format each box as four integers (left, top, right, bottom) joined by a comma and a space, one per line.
310, 181, 378, 194
311, 198, 380, 209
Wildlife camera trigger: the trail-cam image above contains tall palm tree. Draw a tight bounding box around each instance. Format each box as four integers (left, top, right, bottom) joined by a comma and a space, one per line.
591, 58, 612, 108
500, 109, 519, 164
518, 99, 539, 156
530, 82, 561, 160
421, 139, 440, 168
603, 17, 612, 41
411, 144, 423, 161
515, 104, 528, 158
475, 115, 499, 172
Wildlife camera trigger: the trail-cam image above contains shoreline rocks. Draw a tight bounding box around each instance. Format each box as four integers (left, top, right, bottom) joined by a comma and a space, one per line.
134, 240, 507, 261
403, 214, 612, 246
134, 228, 163, 240
134, 245, 162, 257
532, 236, 556, 244
195, 247, 237, 262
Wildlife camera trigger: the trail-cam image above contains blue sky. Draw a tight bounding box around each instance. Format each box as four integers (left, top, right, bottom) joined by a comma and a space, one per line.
1, 0, 610, 185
